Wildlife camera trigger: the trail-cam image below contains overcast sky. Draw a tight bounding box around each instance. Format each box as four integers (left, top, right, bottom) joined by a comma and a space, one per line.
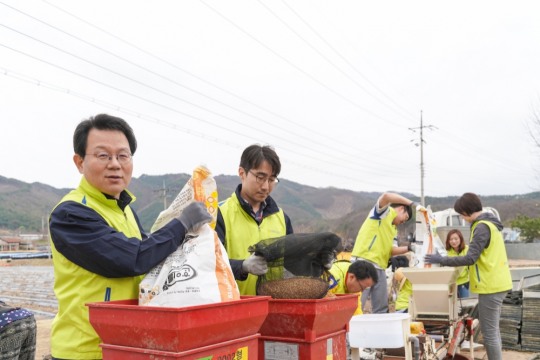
2, 0, 540, 199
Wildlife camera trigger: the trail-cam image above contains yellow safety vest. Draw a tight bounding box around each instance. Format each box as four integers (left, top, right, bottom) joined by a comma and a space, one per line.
351, 207, 397, 269
447, 246, 469, 285
50, 177, 143, 359
328, 260, 363, 315
469, 220, 512, 294
219, 193, 286, 295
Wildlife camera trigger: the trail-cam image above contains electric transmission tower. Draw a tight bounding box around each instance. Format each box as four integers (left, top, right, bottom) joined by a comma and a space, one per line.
409, 111, 437, 206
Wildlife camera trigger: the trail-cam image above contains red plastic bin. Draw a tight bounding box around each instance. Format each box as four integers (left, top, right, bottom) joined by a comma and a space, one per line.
87, 296, 269, 352
101, 334, 259, 360
259, 330, 347, 360
259, 294, 358, 341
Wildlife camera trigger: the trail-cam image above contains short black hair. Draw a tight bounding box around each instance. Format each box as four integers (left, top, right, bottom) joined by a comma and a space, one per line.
454, 192, 482, 216
349, 261, 378, 283
239, 144, 281, 176
391, 203, 412, 221
73, 114, 137, 158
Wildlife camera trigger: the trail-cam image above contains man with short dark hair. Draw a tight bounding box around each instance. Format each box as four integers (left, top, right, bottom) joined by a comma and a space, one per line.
49, 114, 212, 359
351, 192, 422, 313
216, 144, 293, 295
328, 260, 378, 315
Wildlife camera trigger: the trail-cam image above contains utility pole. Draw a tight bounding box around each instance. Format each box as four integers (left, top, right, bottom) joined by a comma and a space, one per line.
409, 111, 437, 206
154, 181, 178, 210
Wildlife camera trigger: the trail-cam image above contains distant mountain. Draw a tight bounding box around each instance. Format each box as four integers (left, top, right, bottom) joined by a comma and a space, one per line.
1, 174, 540, 241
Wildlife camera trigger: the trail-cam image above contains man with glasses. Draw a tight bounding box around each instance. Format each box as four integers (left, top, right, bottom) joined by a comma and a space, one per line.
327, 260, 378, 315
216, 144, 293, 295
48, 114, 212, 359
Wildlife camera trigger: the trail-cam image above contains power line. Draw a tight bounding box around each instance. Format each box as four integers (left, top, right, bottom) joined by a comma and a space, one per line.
274, 0, 419, 123
1, 1, 413, 175
0, 66, 414, 191
199, 0, 404, 127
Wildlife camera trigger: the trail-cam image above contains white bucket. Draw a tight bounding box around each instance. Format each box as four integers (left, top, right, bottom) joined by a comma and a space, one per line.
349, 313, 411, 348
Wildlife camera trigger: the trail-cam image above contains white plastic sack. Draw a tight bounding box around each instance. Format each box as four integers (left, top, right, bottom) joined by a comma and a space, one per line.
139, 223, 240, 306
138, 165, 240, 307
413, 206, 447, 268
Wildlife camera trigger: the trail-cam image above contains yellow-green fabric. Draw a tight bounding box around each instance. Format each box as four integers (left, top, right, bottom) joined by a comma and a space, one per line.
328, 260, 362, 315
50, 177, 143, 359
447, 245, 469, 285
395, 279, 413, 311
469, 220, 512, 294
219, 193, 286, 295
351, 207, 397, 269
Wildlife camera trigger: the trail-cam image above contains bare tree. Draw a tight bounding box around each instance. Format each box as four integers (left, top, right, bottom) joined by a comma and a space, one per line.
526, 101, 540, 186
526, 102, 540, 148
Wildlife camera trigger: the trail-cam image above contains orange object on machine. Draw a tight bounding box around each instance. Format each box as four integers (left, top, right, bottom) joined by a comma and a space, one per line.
422, 210, 433, 268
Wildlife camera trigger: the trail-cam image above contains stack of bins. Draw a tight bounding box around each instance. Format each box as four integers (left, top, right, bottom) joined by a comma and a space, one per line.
258, 294, 358, 360
86, 296, 270, 359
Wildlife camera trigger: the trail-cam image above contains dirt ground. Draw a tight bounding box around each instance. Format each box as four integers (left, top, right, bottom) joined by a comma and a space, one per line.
36, 318, 52, 359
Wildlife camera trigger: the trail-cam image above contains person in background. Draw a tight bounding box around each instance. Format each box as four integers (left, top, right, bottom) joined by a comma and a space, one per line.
445, 229, 470, 298
327, 260, 379, 315
0, 300, 36, 360
48, 114, 212, 359
393, 268, 413, 313
425, 192, 512, 360
216, 144, 293, 295
351, 192, 424, 314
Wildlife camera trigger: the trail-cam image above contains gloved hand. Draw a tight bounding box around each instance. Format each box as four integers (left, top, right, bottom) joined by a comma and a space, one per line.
424, 253, 443, 265
407, 243, 416, 252
320, 251, 336, 270
177, 202, 212, 232
242, 253, 268, 275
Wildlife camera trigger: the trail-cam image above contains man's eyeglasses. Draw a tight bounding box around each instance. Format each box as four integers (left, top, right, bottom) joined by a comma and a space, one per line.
249, 170, 279, 185
86, 152, 133, 164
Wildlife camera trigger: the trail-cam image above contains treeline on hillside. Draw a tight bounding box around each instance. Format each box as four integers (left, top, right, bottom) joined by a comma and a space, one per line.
1, 174, 540, 240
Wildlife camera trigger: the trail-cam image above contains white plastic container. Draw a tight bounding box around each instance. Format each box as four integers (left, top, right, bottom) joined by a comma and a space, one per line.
349, 313, 411, 348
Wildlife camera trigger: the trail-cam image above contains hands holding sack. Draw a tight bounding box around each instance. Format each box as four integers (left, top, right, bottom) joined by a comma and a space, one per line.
177, 202, 213, 232
139, 166, 240, 307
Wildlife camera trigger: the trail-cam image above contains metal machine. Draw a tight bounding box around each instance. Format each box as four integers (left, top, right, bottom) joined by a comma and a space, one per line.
349, 267, 474, 360
400, 267, 472, 360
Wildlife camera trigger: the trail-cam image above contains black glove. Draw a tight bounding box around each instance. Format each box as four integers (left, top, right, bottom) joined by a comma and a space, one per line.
424, 253, 443, 264
177, 202, 212, 232
242, 254, 268, 275
320, 250, 336, 270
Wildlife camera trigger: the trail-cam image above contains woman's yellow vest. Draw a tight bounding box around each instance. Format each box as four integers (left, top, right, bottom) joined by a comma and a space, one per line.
469, 220, 512, 294
50, 178, 143, 359
351, 207, 397, 269
447, 245, 469, 285
219, 193, 286, 295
